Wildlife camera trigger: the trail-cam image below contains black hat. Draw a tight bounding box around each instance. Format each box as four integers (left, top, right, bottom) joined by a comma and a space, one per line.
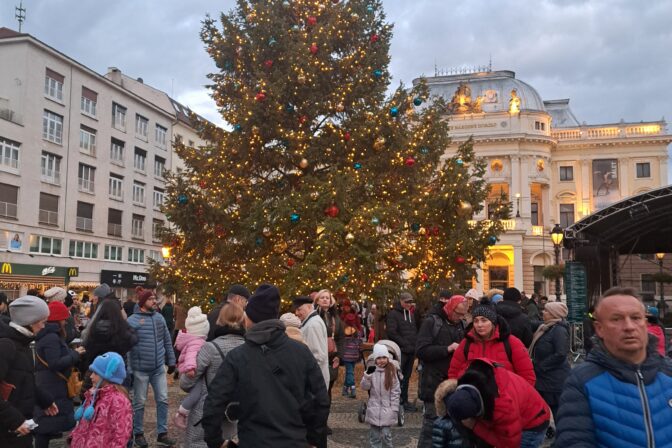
438, 290, 452, 299
245, 284, 280, 323
503, 287, 522, 302
472, 303, 498, 324
446, 384, 484, 420
228, 284, 251, 299
292, 296, 313, 308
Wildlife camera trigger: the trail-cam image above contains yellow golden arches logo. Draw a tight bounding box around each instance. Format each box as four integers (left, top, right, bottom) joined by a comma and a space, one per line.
1, 263, 11, 274
68, 267, 79, 277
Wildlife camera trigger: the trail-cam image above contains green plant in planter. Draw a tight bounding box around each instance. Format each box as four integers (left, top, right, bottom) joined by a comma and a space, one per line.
542, 264, 565, 280
651, 272, 672, 284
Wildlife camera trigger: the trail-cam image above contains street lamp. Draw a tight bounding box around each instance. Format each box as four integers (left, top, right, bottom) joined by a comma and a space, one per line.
515, 193, 521, 218
656, 252, 665, 317
161, 245, 172, 260
551, 224, 564, 299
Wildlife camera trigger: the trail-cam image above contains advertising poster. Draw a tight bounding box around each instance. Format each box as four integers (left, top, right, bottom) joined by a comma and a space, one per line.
592, 159, 619, 210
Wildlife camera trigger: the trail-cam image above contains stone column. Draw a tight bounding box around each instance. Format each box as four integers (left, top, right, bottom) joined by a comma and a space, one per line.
581, 158, 591, 216
520, 156, 530, 218
659, 155, 669, 185
514, 242, 524, 289
619, 157, 630, 197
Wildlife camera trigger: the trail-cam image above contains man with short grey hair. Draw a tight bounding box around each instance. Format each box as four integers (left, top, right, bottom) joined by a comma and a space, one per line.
556, 286, 672, 446
387, 291, 419, 411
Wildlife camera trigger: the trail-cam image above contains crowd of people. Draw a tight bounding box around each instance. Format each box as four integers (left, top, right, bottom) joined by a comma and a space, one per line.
0, 282, 671, 448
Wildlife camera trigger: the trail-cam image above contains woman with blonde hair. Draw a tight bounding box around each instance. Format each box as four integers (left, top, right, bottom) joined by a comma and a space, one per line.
314, 289, 345, 398
178, 303, 246, 447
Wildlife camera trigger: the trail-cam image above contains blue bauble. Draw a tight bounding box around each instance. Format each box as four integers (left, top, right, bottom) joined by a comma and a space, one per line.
488, 235, 498, 245
371, 217, 380, 225
255, 237, 264, 246
373, 69, 383, 78
290, 213, 300, 223
389, 107, 398, 117
456, 158, 464, 165
413, 97, 423, 106
291, 24, 300, 31
233, 124, 242, 132
223, 60, 233, 71
367, 5, 374, 12
411, 223, 420, 232
268, 37, 277, 46
424, 281, 431, 289
420, 147, 429, 155
178, 194, 188, 205
285, 103, 295, 112
353, 162, 362, 170
339, 274, 349, 284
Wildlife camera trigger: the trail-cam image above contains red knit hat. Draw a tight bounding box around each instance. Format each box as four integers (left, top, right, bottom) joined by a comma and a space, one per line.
48, 301, 70, 322
137, 289, 155, 308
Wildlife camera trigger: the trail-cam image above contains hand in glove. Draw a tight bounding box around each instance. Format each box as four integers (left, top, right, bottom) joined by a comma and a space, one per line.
366, 366, 376, 375
167, 365, 176, 375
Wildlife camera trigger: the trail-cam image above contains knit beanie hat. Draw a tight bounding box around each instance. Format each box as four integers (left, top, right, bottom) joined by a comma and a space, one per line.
446, 384, 484, 420
472, 303, 498, 324
646, 306, 659, 317
9, 295, 50, 326
465, 288, 481, 300
503, 287, 522, 302
90, 352, 127, 385
48, 301, 70, 322
279, 312, 301, 328
44, 287, 67, 303
491, 294, 504, 304
93, 283, 113, 299
372, 343, 389, 360
185, 306, 210, 337
137, 289, 155, 309
245, 284, 280, 323
443, 295, 467, 320
544, 301, 568, 320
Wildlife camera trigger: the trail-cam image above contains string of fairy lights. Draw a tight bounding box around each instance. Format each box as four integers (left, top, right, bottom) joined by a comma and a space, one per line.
151, 0, 510, 310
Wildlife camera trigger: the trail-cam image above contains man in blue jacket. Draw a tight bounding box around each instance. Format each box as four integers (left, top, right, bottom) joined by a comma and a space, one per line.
556, 286, 672, 447
127, 289, 176, 447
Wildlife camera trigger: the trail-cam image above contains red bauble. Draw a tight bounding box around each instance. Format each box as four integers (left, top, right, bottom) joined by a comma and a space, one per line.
215, 225, 226, 238
370, 34, 379, 43
455, 256, 466, 264
255, 92, 266, 102
263, 59, 274, 69
299, 114, 309, 124
421, 273, 428, 281
307, 16, 317, 26
404, 156, 416, 167
432, 225, 440, 236
324, 204, 340, 218
343, 131, 351, 141
287, 258, 295, 267
309, 43, 319, 55
199, 180, 207, 189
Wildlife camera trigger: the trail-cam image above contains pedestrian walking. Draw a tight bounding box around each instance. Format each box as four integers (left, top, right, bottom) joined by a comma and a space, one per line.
361, 343, 401, 448
68, 352, 132, 448
386, 292, 419, 411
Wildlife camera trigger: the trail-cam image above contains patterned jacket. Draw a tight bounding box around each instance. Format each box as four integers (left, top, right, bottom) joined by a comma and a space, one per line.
68, 385, 132, 448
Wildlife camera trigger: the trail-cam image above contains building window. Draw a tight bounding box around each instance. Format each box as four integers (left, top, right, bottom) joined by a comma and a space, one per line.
104, 244, 123, 261
134, 147, 146, 171
29, 235, 62, 255
81, 87, 97, 117
530, 202, 539, 226
112, 103, 127, 131
79, 125, 97, 156
135, 114, 149, 139
153, 219, 163, 241
78, 164, 95, 193
76, 201, 94, 232
489, 266, 509, 290
131, 214, 144, 239
153, 187, 165, 209
636, 162, 651, 178
110, 138, 124, 164
132, 181, 145, 205
155, 124, 167, 148
69, 240, 98, 259
154, 156, 165, 177
559, 203, 575, 228
128, 247, 145, 263
109, 174, 123, 200
0, 137, 20, 170
40, 152, 61, 185
534, 121, 546, 131
641, 274, 656, 301
0, 183, 18, 218
107, 208, 122, 237
42, 110, 63, 144
148, 250, 163, 262
44, 68, 64, 101
38, 193, 59, 226
559, 166, 574, 181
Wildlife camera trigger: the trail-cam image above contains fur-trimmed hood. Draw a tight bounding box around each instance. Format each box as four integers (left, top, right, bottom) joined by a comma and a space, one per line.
434, 378, 458, 416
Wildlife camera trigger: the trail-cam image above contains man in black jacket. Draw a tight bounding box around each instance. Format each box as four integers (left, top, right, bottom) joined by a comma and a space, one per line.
415, 293, 467, 447
206, 284, 250, 340
202, 284, 329, 448
387, 291, 419, 411
496, 287, 533, 347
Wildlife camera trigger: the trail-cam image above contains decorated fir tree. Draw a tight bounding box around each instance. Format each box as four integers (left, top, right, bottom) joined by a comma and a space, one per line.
151, 0, 509, 309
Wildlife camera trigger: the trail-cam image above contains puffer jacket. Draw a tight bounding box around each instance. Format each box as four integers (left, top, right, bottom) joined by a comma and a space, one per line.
530, 320, 570, 393
68, 384, 132, 448
83, 318, 137, 369
174, 330, 206, 373
646, 321, 667, 356
495, 300, 533, 347
432, 379, 477, 448
447, 318, 535, 386
0, 322, 53, 447
556, 338, 672, 448
386, 301, 419, 354
416, 303, 465, 402
33, 323, 80, 435
360, 365, 400, 427
127, 310, 175, 372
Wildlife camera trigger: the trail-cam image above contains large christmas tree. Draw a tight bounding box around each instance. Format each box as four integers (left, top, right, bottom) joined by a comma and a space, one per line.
151, 0, 509, 309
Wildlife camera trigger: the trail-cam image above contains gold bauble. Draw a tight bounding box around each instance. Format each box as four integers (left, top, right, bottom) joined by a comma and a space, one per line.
310, 191, 320, 201
419, 227, 427, 235
262, 227, 272, 237
336, 102, 345, 112
345, 232, 355, 243
299, 158, 309, 169
459, 201, 473, 215
298, 74, 307, 84
274, 240, 288, 253
373, 137, 386, 150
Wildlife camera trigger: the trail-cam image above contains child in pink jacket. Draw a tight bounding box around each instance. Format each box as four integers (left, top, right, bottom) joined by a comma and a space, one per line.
69, 352, 132, 448
173, 306, 210, 427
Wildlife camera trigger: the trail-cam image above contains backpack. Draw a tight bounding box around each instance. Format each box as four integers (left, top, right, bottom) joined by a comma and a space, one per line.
429, 314, 465, 340
462, 336, 513, 364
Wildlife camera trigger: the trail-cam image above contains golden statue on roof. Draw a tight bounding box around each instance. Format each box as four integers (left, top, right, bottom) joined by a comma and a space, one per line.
447, 83, 483, 114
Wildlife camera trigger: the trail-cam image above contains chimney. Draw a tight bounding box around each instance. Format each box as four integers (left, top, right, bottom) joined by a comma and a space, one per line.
107, 67, 122, 85
137, 77, 144, 84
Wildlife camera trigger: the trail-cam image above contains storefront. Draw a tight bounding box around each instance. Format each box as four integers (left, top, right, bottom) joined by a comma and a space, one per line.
0, 262, 79, 299
100, 269, 155, 299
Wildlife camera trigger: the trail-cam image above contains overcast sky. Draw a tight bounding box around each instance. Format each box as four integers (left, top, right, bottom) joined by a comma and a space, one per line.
2, 0, 672, 156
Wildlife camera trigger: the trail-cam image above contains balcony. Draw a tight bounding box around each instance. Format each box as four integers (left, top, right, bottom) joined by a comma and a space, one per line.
552, 122, 665, 141
0, 201, 17, 218
78, 178, 94, 193
76, 216, 93, 232
2, 157, 18, 169
41, 169, 61, 185
467, 219, 517, 231
107, 223, 122, 237
38, 209, 58, 226
531, 225, 545, 236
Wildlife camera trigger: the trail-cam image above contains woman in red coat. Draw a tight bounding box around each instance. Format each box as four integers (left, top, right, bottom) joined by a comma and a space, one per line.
448, 302, 535, 385
445, 358, 550, 448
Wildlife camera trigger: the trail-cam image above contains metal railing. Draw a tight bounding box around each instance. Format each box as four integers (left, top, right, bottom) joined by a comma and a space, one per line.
39, 209, 58, 225
41, 169, 61, 185
78, 178, 94, 193
0, 201, 17, 218
107, 223, 122, 237
76, 217, 93, 231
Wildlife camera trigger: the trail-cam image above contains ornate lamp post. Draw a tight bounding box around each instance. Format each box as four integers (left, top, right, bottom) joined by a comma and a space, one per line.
655, 252, 665, 317
551, 224, 564, 299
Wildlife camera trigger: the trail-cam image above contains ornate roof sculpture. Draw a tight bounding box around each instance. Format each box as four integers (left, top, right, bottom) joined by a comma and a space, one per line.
446, 82, 483, 114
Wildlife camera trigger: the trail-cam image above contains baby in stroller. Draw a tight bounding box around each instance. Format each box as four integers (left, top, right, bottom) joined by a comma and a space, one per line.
358, 340, 405, 428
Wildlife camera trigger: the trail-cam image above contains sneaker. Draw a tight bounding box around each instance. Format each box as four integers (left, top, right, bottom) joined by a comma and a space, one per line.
134, 434, 148, 448
156, 433, 176, 447
173, 411, 188, 429
348, 386, 357, 399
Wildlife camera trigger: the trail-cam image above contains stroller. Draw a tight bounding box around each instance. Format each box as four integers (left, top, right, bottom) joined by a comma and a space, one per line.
357, 339, 405, 427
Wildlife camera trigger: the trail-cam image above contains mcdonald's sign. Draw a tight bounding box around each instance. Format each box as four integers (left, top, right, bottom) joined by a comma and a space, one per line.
68, 267, 79, 277
1, 263, 11, 274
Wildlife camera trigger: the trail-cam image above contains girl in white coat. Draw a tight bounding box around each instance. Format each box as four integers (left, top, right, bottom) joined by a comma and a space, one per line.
360, 344, 400, 448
